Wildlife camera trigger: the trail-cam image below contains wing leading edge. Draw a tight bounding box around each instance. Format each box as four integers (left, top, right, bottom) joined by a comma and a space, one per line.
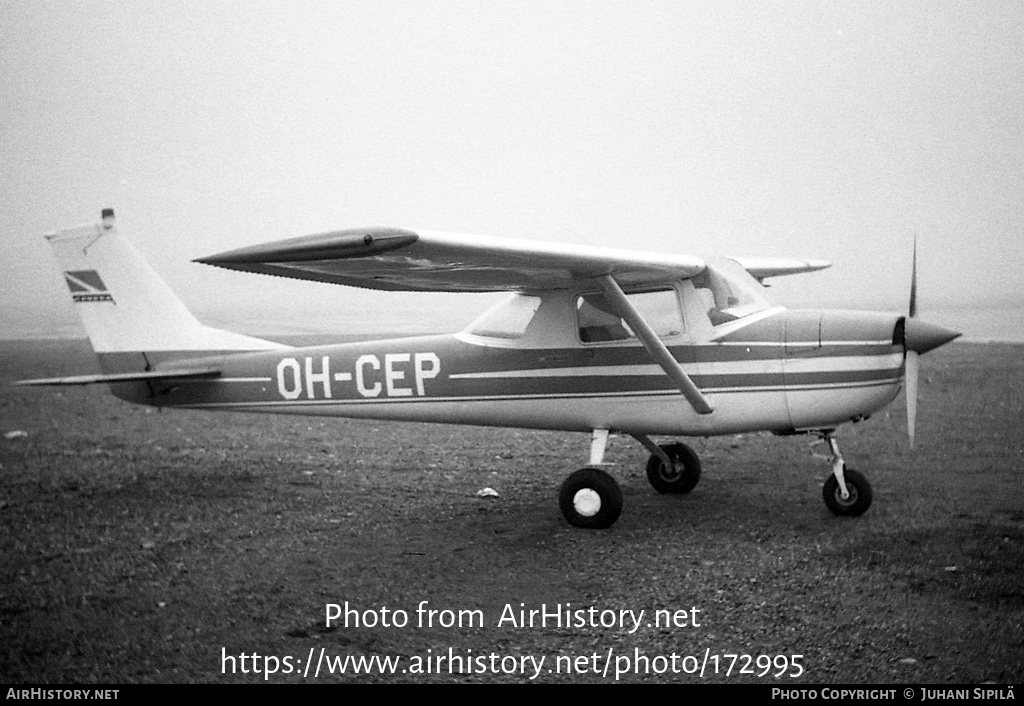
197, 229, 707, 292
728, 256, 832, 283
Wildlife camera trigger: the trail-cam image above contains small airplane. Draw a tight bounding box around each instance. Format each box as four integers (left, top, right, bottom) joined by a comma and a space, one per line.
18, 209, 960, 528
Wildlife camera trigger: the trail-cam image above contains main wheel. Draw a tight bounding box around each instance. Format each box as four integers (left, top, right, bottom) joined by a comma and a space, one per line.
559, 468, 623, 529
645, 442, 701, 494
822, 467, 873, 516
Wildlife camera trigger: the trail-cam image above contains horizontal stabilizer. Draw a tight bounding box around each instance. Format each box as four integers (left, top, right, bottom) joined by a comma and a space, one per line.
14, 367, 221, 387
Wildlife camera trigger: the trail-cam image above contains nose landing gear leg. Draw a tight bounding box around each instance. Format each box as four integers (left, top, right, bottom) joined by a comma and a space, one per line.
817, 431, 873, 517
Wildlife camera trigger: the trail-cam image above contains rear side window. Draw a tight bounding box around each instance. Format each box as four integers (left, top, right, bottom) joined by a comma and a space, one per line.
466, 294, 542, 339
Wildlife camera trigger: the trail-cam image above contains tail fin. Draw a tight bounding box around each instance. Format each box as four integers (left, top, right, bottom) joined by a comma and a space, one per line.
46, 209, 283, 371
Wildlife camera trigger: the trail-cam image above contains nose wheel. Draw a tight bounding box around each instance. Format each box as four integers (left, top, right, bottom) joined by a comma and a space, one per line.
822, 467, 872, 516
817, 432, 873, 516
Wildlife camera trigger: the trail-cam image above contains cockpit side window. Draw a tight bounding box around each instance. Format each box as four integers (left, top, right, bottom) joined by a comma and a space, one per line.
577, 293, 632, 342
576, 288, 683, 343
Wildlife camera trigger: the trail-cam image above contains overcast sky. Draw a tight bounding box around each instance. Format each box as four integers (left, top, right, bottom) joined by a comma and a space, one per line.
3, 1, 1022, 339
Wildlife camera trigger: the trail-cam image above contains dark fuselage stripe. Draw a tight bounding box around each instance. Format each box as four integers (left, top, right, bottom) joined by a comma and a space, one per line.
183, 376, 900, 409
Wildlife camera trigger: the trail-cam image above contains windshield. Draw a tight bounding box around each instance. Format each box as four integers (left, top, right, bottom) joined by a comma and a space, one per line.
691, 258, 771, 326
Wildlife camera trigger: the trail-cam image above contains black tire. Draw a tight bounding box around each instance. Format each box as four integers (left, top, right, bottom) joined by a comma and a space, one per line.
822, 467, 873, 517
645, 442, 701, 494
559, 468, 623, 529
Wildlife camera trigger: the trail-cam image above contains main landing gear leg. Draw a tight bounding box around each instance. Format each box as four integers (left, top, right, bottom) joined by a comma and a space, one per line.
558, 429, 623, 529
818, 431, 873, 517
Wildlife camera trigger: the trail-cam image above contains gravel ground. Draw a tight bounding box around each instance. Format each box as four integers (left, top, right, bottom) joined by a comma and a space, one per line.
1, 339, 1021, 683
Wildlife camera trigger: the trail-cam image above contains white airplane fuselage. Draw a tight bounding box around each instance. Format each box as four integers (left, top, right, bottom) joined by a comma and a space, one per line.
106, 303, 906, 438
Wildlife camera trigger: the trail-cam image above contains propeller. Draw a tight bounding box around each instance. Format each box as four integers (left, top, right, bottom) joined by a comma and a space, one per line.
901, 235, 961, 447
906, 237, 920, 447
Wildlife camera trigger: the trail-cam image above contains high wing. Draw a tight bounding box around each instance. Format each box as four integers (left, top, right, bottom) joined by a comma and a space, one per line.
197, 228, 707, 292
728, 256, 832, 283
196, 229, 829, 418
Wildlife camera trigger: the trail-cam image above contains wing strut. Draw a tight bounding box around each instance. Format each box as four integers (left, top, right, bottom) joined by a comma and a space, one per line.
599, 275, 714, 415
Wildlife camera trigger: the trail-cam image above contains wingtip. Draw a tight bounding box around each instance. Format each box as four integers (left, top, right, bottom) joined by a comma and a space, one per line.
197, 228, 419, 265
